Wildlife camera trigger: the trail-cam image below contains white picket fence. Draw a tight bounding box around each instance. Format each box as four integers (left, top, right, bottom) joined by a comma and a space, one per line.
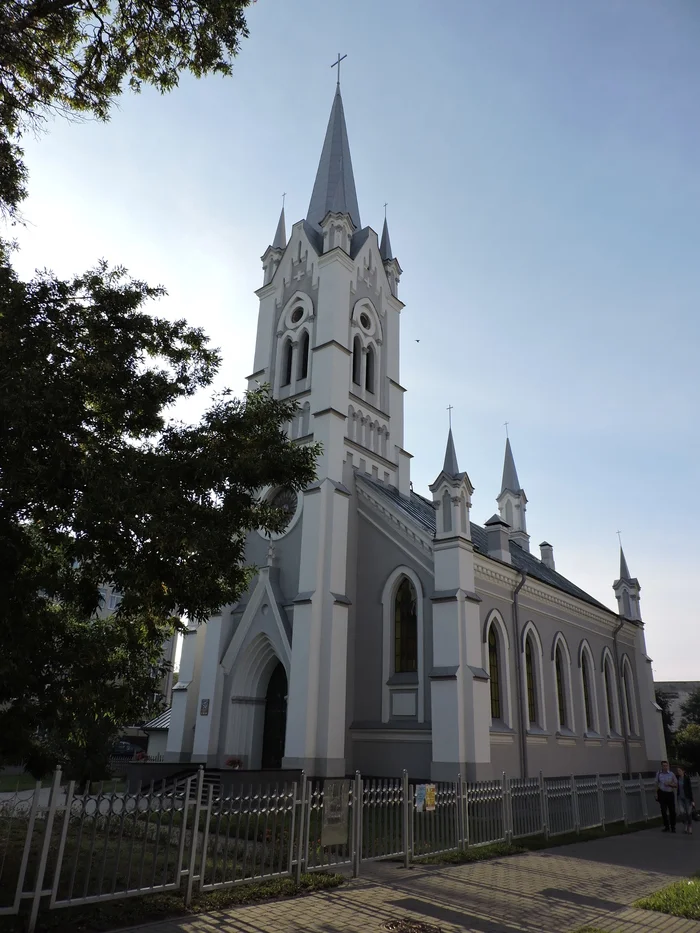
0, 768, 696, 931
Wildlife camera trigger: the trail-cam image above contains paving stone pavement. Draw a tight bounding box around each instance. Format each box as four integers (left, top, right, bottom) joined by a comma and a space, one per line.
124, 828, 700, 933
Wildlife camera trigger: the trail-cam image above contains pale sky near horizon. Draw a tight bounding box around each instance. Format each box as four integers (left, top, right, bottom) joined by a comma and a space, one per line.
6, 0, 699, 680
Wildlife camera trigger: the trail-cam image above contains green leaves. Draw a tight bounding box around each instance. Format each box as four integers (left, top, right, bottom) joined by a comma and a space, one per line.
0, 256, 319, 777
0, 0, 252, 215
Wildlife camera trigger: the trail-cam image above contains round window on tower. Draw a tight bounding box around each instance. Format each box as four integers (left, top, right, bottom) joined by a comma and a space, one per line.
290, 306, 304, 324
359, 312, 371, 331
260, 486, 303, 540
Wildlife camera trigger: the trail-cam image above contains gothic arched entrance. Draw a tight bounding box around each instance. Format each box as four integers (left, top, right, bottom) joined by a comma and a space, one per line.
261, 662, 288, 770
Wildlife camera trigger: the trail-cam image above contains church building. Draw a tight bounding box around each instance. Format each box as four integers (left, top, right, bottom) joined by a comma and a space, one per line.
162, 85, 666, 781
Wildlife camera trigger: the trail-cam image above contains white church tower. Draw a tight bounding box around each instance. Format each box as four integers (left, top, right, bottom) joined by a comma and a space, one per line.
246, 82, 410, 776
496, 437, 529, 552
613, 548, 666, 765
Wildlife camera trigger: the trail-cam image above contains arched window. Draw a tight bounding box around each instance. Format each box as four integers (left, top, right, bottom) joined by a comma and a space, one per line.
603, 648, 623, 735
442, 489, 452, 533
394, 577, 417, 674
365, 345, 375, 392
582, 653, 594, 732
352, 336, 362, 385
298, 330, 309, 380
525, 636, 538, 725
622, 661, 637, 736
555, 645, 567, 729
604, 658, 616, 733
281, 339, 293, 387
488, 627, 501, 720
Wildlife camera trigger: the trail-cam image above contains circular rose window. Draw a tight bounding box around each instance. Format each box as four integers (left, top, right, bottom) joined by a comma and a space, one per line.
359, 312, 371, 330
291, 307, 304, 324
270, 487, 298, 531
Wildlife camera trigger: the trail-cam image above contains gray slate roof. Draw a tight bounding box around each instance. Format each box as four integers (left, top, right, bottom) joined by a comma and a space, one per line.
143, 708, 171, 731
307, 86, 361, 231
501, 438, 521, 494
359, 474, 611, 613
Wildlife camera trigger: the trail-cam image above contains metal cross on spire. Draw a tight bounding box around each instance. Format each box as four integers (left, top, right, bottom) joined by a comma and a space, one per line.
447, 404, 454, 429
384, 201, 388, 219
282, 192, 286, 207
616, 530, 622, 546
331, 53, 347, 86
503, 421, 509, 438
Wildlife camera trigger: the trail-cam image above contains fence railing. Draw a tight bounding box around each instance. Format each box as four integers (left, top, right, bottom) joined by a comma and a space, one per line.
1, 769, 696, 931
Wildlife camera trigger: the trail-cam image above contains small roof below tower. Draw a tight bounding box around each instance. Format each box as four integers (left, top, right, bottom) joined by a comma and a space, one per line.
307, 86, 361, 231
500, 437, 521, 494
272, 205, 286, 250
380, 217, 393, 261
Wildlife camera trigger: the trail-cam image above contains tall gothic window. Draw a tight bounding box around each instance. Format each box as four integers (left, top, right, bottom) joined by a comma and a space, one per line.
352, 336, 362, 385
488, 627, 501, 720
281, 339, 293, 387
604, 661, 615, 733
394, 577, 417, 674
555, 645, 567, 729
582, 655, 594, 732
623, 667, 634, 735
365, 345, 375, 393
298, 330, 309, 380
525, 636, 538, 725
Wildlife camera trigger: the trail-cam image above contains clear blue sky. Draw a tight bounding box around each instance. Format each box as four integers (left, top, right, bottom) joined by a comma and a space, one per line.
8, 0, 700, 680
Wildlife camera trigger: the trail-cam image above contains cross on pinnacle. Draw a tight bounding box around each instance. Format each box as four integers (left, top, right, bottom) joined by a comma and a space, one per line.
331, 53, 347, 86
447, 404, 454, 429
503, 421, 509, 438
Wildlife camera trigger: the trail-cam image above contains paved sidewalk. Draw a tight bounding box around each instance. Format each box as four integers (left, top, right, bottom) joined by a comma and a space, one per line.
125, 829, 700, 933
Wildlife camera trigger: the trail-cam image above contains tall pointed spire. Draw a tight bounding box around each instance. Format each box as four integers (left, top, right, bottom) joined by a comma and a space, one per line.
272, 205, 286, 250
380, 216, 393, 261
307, 86, 361, 231
443, 428, 459, 477
500, 437, 521, 493
619, 546, 631, 581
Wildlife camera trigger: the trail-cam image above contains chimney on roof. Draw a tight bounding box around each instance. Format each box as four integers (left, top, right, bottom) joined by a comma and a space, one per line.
539, 541, 555, 571
485, 514, 511, 564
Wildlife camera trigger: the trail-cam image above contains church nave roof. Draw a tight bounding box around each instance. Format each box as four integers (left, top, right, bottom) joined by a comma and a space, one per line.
358, 473, 611, 614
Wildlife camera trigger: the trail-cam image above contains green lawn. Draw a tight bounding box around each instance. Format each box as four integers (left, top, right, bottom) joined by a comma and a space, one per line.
0, 872, 344, 933
413, 818, 662, 865
634, 872, 700, 921
0, 773, 48, 792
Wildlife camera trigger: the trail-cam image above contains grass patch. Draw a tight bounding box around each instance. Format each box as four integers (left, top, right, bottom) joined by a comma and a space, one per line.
634, 872, 700, 921
412, 818, 662, 866
415, 842, 524, 865
0, 872, 344, 933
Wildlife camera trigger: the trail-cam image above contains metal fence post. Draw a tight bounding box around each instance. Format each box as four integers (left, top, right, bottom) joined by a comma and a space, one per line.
295, 772, 307, 885
28, 768, 62, 933
571, 775, 580, 834
455, 774, 464, 850
184, 767, 204, 907
597, 774, 605, 830
402, 770, 410, 869
502, 772, 512, 844
640, 773, 648, 821
353, 771, 362, 878
539, 771, 549, 840
620, 773, 628, 827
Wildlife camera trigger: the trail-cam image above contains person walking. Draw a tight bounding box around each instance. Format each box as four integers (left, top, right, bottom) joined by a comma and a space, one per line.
656, 760, 678, 832
677, 767, 694, 835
